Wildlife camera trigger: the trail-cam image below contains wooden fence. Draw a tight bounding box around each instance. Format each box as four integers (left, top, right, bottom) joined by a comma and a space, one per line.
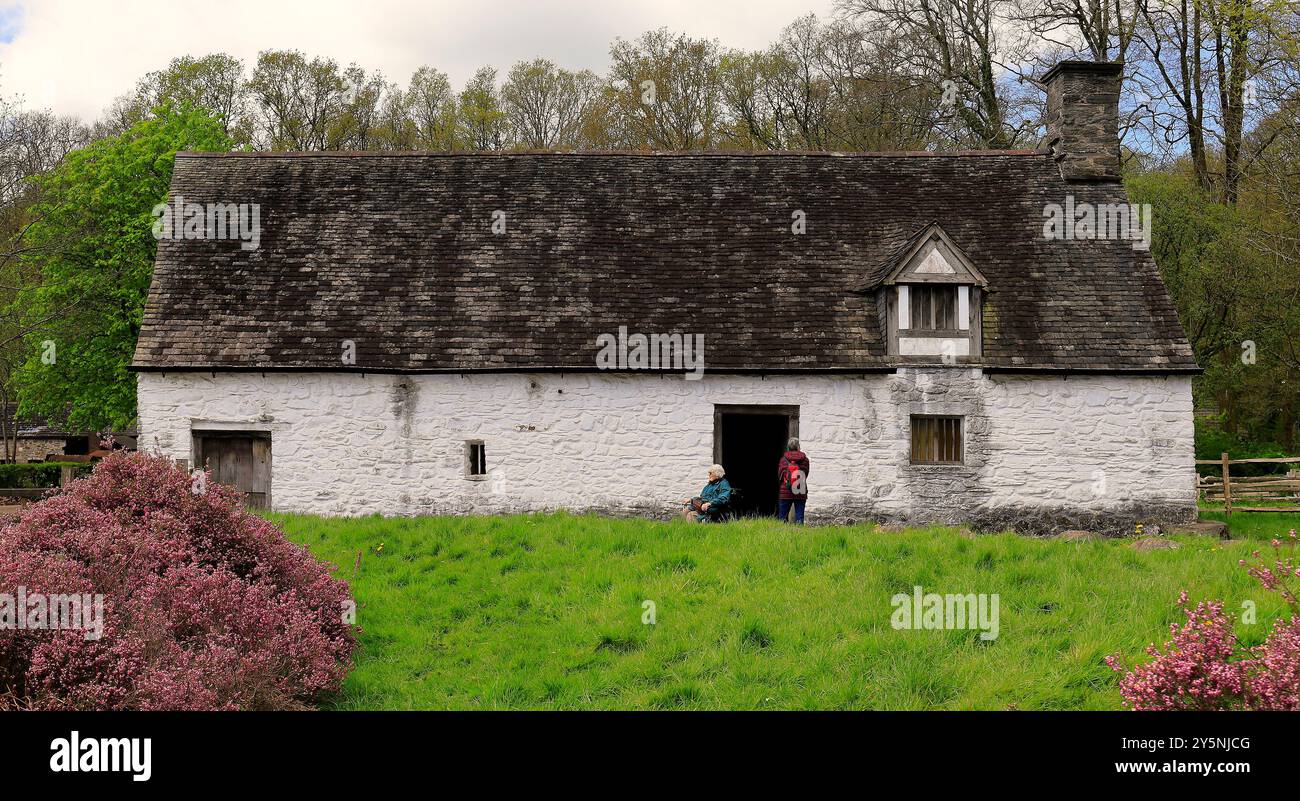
1196, 453, 1300, 514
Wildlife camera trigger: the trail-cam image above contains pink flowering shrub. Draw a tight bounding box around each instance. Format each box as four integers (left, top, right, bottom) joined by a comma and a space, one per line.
1105, 531, 1300, 710
0, 452, 356, 710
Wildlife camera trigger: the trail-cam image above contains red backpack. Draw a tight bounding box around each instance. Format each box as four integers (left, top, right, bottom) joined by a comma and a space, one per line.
784, 458, 806, 496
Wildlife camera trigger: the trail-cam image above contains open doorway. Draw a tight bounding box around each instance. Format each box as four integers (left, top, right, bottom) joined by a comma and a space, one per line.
713, 404, 799, 518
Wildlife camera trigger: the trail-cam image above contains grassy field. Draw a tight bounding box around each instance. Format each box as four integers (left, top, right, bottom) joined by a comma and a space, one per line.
1199, 505, 1299, 540
267, 512, 1294, 711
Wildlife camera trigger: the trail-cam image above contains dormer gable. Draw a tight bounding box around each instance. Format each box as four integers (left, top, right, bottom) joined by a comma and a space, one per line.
875, 223, 987, 361
879, 223, 988, 288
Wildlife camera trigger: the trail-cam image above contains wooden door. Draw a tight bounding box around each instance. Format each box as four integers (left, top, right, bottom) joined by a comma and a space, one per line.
194, 432, 271, 508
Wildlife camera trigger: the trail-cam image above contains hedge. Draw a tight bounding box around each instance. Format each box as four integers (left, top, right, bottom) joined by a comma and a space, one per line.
0, 462, 94, 489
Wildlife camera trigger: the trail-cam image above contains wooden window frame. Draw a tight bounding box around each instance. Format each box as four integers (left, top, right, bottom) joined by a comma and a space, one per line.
888, 285, 982, 358
909, 415, 964, 465
465, 440, 487, 479
905, 285, 959, 332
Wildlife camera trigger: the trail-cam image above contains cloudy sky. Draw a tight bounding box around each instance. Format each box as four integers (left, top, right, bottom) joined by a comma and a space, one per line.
0, 0, 837, 122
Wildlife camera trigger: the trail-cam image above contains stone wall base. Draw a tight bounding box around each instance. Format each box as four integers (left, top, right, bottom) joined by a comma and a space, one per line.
445, 500, 1198, 538
807, 500, 1198, 537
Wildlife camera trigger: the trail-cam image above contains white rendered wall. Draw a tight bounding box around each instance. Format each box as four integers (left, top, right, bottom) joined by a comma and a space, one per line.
898, 337, 971, 357
135, 368, 1196, 530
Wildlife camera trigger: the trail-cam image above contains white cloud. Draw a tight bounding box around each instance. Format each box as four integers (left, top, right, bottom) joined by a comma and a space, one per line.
0, 0, 836, 121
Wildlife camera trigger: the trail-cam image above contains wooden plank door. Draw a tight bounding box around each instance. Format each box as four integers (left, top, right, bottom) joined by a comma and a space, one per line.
194, 432, 271, 508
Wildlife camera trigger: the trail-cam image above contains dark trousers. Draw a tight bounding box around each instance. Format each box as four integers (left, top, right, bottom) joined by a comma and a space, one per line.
778, 498, 806, 524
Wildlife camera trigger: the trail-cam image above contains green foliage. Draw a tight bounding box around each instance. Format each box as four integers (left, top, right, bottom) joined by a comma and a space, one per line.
138, 54, 253, 146
0, 461, 92, 489
607, 28, 725, 150
1195, 419, 1290, 462
1127, 171, 1255, 357
1128, 170, 1300, 453
9, 106, 231, 432
267, 511, 1285, 710
456, 66, 506, 151
246, 50, 348, 150
404, 66, 459, 149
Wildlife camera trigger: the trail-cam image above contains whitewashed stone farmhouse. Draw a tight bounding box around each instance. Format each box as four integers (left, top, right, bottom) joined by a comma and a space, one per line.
133, 61, 1199, 534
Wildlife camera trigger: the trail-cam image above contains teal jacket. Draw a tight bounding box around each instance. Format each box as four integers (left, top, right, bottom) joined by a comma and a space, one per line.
699, 477, 732, 510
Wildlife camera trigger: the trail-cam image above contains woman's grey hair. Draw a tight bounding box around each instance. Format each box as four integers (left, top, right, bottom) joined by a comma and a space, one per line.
787, 437, 800, 451
708, 464, 726, 478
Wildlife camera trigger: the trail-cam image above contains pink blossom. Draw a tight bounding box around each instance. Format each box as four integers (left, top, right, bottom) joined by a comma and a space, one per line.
1108, 535, 1300, 711
0, 452, 356, 710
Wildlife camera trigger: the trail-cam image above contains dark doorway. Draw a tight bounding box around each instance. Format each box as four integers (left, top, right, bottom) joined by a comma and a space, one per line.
193, 431, 272, 508
714, 405, 799, 518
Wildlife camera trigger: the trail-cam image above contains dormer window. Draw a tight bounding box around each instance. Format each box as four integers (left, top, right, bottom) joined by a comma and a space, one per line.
907, 285, 959, 331
873, 223, 987, 360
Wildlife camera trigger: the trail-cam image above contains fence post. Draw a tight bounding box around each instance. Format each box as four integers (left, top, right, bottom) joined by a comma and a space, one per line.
1221, 452, 1232, 515
58, 465, 76, 488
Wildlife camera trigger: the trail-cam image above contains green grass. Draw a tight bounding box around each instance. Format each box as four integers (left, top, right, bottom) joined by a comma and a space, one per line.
266, 512, 1293, 710
1199, 506, 1300, 540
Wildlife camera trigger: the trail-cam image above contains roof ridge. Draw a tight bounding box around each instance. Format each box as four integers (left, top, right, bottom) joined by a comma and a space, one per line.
176, 149, 1051, 159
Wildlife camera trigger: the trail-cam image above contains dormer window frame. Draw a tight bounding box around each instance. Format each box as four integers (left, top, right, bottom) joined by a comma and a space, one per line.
900, 283, 967, 333
879, 224, 987, 361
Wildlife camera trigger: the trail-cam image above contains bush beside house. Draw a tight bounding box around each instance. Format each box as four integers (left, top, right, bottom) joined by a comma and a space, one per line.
1106, 534, 1300, 710
0, 452, 357, 710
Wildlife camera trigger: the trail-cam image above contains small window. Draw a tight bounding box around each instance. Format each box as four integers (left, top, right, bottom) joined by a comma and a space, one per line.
908, 285, 958, 330
910, 416, 963, 464
465, 440, 487, 477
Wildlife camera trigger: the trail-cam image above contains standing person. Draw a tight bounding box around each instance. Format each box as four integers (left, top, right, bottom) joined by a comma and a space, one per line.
777, 438, 809, 524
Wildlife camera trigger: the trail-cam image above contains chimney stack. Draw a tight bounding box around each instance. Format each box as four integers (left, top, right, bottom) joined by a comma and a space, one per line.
1043, 61, 1123, 182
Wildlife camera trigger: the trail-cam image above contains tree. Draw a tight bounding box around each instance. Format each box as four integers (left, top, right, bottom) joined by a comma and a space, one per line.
1130, 0, 1300, 202
719, 16, 837, 150
457, 66, 506, 151
90, 93, 150, 140
246, 50, 348, 150
0, 97, 89, 461
839, 0, 1039, 148
8, 106, 231, 432
501, 59, 602, 149
327, 66, 391, 150
136, 54, 252, 145
1015, 0, 1144, 62
371, 86, 418, 150
1128, 166, 1297, 440
607, 29, 726, 150
406, 66, 458, 150
720, 14, 939, 151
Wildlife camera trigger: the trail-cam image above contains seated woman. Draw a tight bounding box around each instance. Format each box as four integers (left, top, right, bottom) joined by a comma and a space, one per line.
680, 464, 732, 522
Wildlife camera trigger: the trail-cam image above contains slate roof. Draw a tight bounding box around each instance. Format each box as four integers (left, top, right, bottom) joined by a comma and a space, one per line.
1, 404, 136, 438
864, 221, 988, 288
2, 404, 62, 438
132, 151, 1198, 373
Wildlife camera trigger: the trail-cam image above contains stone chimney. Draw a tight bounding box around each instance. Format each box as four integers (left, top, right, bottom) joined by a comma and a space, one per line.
1043, 60, 1123, 182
